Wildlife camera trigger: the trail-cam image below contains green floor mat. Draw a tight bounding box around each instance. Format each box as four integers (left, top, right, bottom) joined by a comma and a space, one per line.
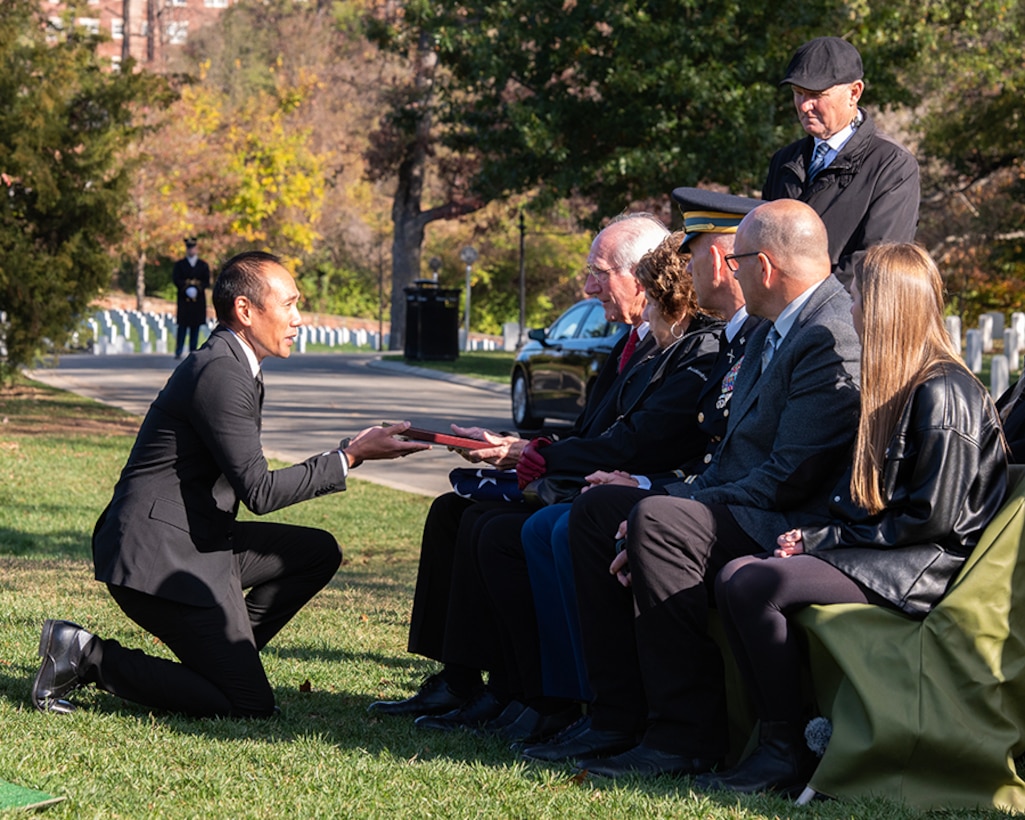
0, 779, 64, 811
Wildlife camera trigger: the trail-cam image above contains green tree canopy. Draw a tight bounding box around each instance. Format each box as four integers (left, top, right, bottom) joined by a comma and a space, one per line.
422, 0, 925, 221
0, 0, 165, 377
912, 0, 1025, 319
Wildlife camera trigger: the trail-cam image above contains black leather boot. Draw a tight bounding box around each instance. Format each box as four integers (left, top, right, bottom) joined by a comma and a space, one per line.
695, 720, 817, 796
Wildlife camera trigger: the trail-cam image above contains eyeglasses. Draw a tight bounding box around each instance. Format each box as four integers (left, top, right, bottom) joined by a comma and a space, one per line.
584, 265, 615, 283
723, 251, 762, 272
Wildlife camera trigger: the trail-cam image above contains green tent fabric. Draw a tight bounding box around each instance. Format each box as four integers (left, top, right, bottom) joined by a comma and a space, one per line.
794, 465, 1025, 811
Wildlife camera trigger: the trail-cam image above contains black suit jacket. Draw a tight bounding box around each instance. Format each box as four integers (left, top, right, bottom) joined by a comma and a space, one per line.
997, 379, 1025, 464
674, 276, 862, 541
563, 330, 657, 440
544, 315, 722, 477
92, 327, 347, 607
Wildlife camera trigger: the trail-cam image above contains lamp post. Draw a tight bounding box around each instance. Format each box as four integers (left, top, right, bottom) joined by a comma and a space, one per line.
459, 245, 478, 352
518, 211, 526, 348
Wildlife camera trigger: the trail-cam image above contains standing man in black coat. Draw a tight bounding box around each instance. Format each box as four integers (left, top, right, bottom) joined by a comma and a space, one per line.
31, 251, 428, 717
762, 36, 920, 289
173, 237, 211, 359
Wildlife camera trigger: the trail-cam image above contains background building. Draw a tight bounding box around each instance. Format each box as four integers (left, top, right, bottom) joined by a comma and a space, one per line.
43, 0, 236, 72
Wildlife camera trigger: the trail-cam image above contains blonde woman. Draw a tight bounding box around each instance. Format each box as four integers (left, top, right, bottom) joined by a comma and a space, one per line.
703, 243, 1008, 795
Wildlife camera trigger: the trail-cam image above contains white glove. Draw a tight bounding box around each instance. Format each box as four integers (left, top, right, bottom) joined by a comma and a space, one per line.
185, 286, 198, 299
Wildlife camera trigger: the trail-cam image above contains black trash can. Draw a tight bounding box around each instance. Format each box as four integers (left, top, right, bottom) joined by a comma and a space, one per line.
404, 280, 460, 361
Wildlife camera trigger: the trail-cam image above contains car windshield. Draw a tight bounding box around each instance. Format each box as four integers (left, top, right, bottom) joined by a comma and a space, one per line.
546, 301, 592, 341
579, 304, 615, 338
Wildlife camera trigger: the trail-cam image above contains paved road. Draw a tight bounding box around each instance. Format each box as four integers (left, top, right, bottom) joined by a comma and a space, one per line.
29, 353, 513, 497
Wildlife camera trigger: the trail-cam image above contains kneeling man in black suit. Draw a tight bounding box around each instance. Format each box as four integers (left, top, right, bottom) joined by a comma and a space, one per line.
31, 250, 427, 717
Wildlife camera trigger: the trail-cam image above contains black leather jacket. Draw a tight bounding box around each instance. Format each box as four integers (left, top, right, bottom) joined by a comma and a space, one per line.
801, 362, 1008, 616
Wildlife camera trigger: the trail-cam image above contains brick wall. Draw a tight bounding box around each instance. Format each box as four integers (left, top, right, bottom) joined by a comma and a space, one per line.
41, 0, 236, 72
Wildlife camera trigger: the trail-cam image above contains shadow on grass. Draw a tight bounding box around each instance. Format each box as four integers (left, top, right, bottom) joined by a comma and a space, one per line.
0, 645, 902, 816
0, 527, 92, 560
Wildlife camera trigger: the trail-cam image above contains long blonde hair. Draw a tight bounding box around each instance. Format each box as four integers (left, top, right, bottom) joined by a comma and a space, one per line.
850, 244, 971, 513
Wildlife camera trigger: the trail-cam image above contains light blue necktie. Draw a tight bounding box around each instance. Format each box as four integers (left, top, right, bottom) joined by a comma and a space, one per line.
760, 327, 780, 373
807, 141, 830, 182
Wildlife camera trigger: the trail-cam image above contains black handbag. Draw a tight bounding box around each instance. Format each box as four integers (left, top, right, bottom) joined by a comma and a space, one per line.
521, 474, 588, 506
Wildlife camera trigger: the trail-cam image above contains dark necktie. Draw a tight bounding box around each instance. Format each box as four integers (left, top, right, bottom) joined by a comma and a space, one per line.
760, 327, 780, 374
255, 370, 265, 409
807, 141, 830, 182
618, 328, 640, 373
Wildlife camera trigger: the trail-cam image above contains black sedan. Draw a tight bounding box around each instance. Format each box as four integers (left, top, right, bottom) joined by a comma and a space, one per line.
510, 298, 627, 431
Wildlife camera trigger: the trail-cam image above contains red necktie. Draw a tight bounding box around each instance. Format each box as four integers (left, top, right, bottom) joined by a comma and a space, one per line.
618, 328, 640, 373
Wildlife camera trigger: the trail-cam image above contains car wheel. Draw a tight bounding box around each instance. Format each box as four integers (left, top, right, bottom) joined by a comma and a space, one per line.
511, 370, 543, 431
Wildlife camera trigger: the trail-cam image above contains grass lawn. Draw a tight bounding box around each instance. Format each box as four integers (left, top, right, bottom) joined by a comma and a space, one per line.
381, 352, 515, 385
0, 376, 1011, 818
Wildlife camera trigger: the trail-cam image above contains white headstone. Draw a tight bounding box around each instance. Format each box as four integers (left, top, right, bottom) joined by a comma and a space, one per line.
991, 353, 1010, 398
979, 314, 994, 353
1013, 313, 1025, 350
944, 316, 962, 355
355, 328, 368, 348
988, 311, 1005, 339
965, 329, 983, 373
503, 322, 521, 351
1006, 329, 1020, 373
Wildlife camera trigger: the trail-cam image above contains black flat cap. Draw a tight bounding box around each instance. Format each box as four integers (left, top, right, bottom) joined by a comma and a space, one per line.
671, 188, 762, 252
779, 37, 863, 92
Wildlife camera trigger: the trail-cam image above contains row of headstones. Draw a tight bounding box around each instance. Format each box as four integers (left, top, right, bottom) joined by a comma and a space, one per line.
87, 310, 179, 354
85, 308, 505, 354
945, 312, 1025, 398
86, 309, 394, 354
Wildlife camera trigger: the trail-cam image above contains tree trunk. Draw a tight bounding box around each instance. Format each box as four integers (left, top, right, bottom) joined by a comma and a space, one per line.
386, 30, 434, 352
388, 184, 426, 351
135, 248, 147, 312
386, 30, 484, 351
121, 0, 131, 64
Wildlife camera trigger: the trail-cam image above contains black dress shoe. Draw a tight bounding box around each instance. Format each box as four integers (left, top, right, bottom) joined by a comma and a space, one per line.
367, 673, 474, 717
414, 689, 507, 731
479, 700, 529, 734
500, 703, 582, 745
694, 721, 816, 796
522, 720, 638, 763
31, 619, 91, 714
579, 743, 720, 779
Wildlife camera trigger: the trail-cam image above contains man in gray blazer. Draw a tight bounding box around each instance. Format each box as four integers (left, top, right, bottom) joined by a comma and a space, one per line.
567, 199, 862, 777
31, 251, 427, 717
